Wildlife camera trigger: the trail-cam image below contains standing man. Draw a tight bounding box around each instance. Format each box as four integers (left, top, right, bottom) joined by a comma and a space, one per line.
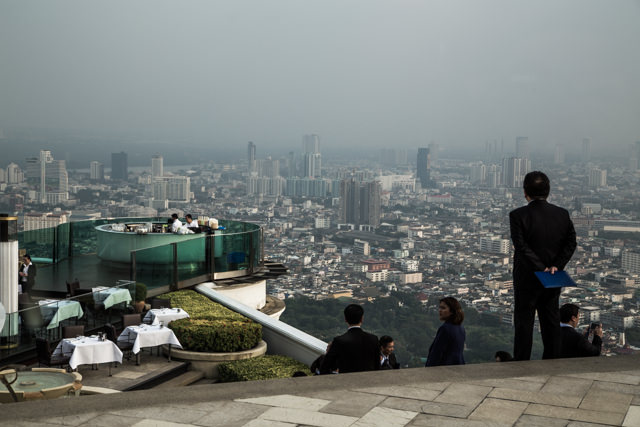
379, 335, 400, 369
170, 214, 182, 233
320, 304, 380, 374
510, 171, 576, 360
19, 254, 36, 295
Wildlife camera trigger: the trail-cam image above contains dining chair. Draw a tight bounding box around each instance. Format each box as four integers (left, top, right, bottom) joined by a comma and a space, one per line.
20, 302, 47, 339
122, 313, 141, 329
104, 323, 133, 360
150, 298, 172, 310
35, 338, 70, 369
62, 325, 85, 339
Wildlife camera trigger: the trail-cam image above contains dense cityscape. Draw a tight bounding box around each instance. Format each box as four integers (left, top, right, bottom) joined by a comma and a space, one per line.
1, 132, 640, 364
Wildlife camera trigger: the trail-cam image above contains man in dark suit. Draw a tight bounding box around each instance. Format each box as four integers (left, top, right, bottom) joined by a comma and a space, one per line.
320, 304, 379, 374
559, 304, 602, 358
19, 254, 37, 295
379, 335, 400, 369
510, 171, 577, 360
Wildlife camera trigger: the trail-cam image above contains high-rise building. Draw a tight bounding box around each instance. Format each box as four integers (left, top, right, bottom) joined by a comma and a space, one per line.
554, 144, 565, 165
111, 152, 128, 181
90, 161, 105, 181
25, 150, 69, 204
302, 134, 320, 154
302, 134, 321, 178
502, 157, 530, 188
480, 236, 510, 254
428, 143, 439, 163
588, 168, 607, 188
416, 148, 431, 188
515, 137, 529, 159
257, 157, 280, 178
470, 163, 486, 185
582, 138, 591, 162
248, 141, 256, 172
152, 154, 163, 177
6, 163, 23, 184
340, 178, 381, 227
152, 176, 191, 202
630, 141, 640, 171
622, 250, 640, 274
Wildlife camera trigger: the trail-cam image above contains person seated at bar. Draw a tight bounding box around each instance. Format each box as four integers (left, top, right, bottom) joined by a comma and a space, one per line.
185, 214, 200, 232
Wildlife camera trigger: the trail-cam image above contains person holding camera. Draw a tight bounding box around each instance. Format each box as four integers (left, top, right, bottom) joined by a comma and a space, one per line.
559, 303, 602, 358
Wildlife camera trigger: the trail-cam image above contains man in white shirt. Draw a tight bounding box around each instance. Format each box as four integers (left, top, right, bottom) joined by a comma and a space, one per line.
170, 214, 182, 233
185, 214, 199, 229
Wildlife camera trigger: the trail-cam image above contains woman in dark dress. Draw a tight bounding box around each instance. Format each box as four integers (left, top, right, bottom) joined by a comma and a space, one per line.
425, 296, 465, 367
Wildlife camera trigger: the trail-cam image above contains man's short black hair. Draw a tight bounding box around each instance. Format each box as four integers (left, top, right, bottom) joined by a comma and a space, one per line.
24, 254, 31, 261
560, 303, 580, 323
494, 350, 513, 362
379, 335, 394, 348
523, 171, 550, 199
186, 214, 193, 220
171, 213, 179, 220
344, 304, 364, 325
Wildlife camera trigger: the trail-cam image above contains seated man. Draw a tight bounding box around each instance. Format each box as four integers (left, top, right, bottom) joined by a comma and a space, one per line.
559, 303, 602, 358
185, 214, 200, 232
379, 335, 400, 369
320, 304, 379, 374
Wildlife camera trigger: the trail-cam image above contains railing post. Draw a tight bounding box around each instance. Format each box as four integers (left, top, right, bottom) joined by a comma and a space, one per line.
249, 232, 254, 274
260, 226, 264, 267
171, 243, 178, 291
130, 251, 137, 282
52, 226, 57, 264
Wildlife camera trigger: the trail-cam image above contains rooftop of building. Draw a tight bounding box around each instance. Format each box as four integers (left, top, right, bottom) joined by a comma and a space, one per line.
4, 354, 640, 426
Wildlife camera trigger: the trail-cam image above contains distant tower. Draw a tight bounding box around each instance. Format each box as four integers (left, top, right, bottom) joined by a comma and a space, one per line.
90, 161, 105, 181
151, 154, 163, 177
554, 144, 565, 165
502, 157, 530, 188
516, 137, 529, 159
416, 148, 431, 188
340, 178, 381, 227
582, 138, 591, 162
428, 142, 439, 163
588, 168, 607, 188
302, 134, 321, 178
111, 152, 128, 181
248, 141, 256, 172
302, 134, 320, 154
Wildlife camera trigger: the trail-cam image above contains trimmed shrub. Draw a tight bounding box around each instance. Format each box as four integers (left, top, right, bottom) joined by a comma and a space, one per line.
169, 318, 261, 352
158, 290, 261, 352
218, 355, 312, 382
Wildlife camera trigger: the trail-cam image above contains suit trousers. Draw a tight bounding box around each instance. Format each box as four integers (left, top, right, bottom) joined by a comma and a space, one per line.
513, 283, 561, 361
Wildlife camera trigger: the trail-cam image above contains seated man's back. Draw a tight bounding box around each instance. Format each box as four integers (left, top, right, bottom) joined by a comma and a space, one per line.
559, 303, 602, 358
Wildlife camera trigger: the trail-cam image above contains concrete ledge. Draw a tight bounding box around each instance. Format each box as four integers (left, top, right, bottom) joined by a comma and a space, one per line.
4, 353, 640, 420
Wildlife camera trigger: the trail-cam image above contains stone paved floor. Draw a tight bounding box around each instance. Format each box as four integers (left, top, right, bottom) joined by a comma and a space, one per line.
4, 355, 640, 426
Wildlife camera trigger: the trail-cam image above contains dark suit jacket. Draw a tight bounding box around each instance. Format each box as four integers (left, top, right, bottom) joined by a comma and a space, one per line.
560, 326, 602, 358
425, 322, 465, 367
510, 199, 576, 287
320, 327, 379, 374
380, 353, 399, 370
20, 263, 37, 290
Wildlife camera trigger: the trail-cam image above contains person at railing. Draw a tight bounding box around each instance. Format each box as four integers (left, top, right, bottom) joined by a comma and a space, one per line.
170, 214, 182, 233
320, 304, 379, 374
425, 297, 465, 367
18, 254, 36, 295
185, 214, 200, 232
379, 335, 400, 369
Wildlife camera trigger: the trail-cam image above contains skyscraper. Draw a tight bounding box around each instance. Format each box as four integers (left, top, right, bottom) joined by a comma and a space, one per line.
416, 148, 431, 188
428, 143, 439, 163
515, 137, 529, 159
90, 161, 105, 181
588, 168, 607, 188
340, 178, 381, 227
25, 150, 69, 204
502, 157, 530, 188
111, 152, 128, 181
582, 138, 591, 162
302, 134, 321, 178
302, 134, 320, 153
151, 154, 163, 177
554, 144, 565, 165
248, 141, 256, 172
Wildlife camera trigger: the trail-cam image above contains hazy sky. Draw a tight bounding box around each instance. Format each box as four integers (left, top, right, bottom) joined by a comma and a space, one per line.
1, 0, 639, 152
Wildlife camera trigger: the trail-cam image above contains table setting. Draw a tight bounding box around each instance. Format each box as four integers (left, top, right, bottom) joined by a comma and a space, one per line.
52, 334, 123, 372
143, 307, 189, 326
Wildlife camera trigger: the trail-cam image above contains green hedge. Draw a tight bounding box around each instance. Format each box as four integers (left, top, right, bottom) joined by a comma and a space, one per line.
158, 290, 261, 352
218, 355, 312, 382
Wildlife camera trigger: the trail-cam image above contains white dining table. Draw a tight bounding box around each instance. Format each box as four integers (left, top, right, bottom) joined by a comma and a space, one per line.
39, 299, 85, 330
117, 324, 182, 355
92, 287, 132, 309
52, 336, 123, 371
143, 308, 189, 326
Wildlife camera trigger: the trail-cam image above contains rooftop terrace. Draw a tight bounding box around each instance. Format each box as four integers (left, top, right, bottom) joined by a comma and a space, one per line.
4, 354, 640, 426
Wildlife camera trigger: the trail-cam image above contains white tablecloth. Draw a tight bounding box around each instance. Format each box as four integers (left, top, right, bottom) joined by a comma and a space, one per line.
39, 299, 85, 329
117, 325, 182, 354
143, 308, 190, 326
93, 287, 132, 309
52, 336, 123, 370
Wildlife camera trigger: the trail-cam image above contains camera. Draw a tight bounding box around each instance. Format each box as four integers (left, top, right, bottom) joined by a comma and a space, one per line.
590, 322, 600, 331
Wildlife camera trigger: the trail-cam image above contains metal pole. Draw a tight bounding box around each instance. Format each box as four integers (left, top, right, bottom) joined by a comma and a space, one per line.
130, 252, 137, 282
171, 243, 178, 291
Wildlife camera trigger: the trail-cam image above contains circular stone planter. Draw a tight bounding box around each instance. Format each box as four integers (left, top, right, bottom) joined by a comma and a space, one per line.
163, 340, 267, 379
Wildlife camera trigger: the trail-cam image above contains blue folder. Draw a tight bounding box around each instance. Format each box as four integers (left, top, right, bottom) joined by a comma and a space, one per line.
534, 271, 577, 288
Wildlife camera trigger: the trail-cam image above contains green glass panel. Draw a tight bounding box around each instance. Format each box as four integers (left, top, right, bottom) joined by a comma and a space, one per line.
176, 236, 207, 281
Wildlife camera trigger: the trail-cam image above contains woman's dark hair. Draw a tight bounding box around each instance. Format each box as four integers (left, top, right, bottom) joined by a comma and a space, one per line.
440, 297, 464, 325
523, 171, 550, 199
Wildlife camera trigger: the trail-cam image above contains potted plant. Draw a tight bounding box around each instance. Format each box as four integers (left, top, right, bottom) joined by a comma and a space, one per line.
134, 282, 147, 313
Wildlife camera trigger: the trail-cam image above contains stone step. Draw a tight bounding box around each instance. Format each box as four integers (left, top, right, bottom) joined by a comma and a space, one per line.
155, 370, 205, 388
